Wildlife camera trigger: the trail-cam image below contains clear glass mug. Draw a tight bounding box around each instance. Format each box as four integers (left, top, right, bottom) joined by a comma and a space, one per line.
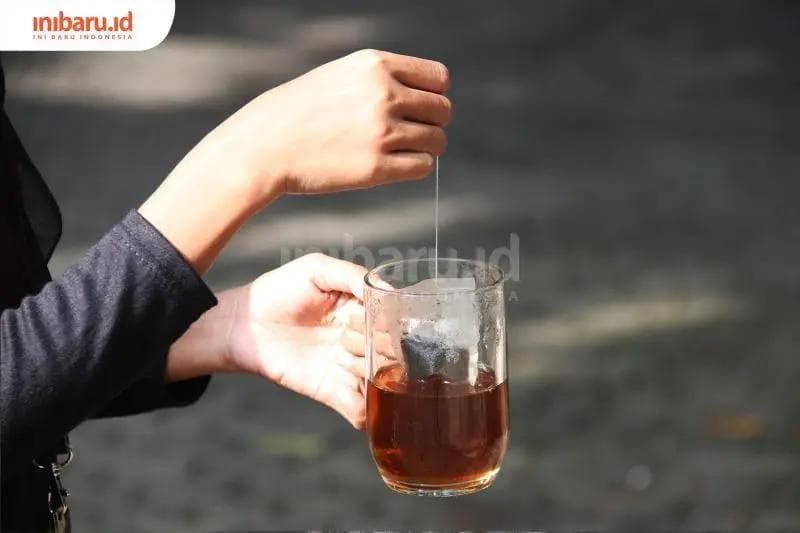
364, 258, 509, 496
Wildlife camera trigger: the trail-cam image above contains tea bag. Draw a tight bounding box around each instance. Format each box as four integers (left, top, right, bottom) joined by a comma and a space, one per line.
399, 278, 479, 384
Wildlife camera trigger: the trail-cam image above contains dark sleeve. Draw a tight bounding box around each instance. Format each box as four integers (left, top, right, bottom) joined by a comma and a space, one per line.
0, 209, 217, 467
95, 371, 211, 418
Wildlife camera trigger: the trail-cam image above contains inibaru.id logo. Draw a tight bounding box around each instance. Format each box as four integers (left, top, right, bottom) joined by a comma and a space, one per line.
32, 10, 134, 40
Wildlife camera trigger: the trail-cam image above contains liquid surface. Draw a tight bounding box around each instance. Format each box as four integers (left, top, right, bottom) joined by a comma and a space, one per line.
367, 365, 509, 488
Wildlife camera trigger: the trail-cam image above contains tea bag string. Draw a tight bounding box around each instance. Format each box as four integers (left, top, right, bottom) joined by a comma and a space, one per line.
434, 156, 439, 279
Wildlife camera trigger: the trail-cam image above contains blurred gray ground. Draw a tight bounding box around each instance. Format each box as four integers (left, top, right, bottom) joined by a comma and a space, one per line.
4, 0, 800, 530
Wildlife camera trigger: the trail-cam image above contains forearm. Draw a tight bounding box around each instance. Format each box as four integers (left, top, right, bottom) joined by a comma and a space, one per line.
138, 122, 284, 275
139, 49, 452, 275
165, 287, 241, 382
0, 212, 216, 468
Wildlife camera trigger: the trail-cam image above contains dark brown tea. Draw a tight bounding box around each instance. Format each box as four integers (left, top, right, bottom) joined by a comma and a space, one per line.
367, 364, 509, 493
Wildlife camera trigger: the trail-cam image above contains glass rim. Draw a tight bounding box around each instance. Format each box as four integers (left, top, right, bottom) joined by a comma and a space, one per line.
363, 258, 506, 297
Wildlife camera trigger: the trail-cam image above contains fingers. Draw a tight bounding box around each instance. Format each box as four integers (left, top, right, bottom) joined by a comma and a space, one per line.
306, 254, 368, 300
331, 298, 363, 329
380, 51, 450, 94
342, 330, 396, 362
342, 311, 397, 364
318, 362, 366, 430
377, 152, 434, 183
333, 378, 366, 430
394, 86, 452, 126
341, 327, 365, 357
342, 305, 396, 361
344, 50, 451, 189
384, 121, 447, 156
364, 273, 396, 292
347, 310, 365, 334
337, 350, 366, 381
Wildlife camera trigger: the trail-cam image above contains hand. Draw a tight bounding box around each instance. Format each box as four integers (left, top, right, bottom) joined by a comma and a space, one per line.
215, 48, 452, 197
167, 254, 368, 427
223, 254, 368, 428
140, 49, 451, 273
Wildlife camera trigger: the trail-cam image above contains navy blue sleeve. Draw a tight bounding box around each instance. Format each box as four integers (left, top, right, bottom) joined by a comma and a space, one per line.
0, 209, 217, 468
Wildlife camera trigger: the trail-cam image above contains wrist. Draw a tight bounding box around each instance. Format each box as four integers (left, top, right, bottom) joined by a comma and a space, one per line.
139, 165, 263, 274
165, 290, 241, 382
204, 94, 289, 207
215, 286, 247, 375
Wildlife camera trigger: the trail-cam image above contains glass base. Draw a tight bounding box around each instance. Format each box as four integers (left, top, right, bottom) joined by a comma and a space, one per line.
380, 468, 499, 497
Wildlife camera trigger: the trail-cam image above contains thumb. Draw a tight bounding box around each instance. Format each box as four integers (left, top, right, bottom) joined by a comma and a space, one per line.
307, 254, 368, 300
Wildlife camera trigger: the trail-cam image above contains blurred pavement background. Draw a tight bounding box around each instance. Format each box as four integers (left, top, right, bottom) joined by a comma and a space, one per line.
4, 0, 800, 530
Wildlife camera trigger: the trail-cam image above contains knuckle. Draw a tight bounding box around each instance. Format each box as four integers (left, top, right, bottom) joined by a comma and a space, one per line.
366, 81, 395, 115
352, 48, 378, 60
303, 251, 326, 263
379, 84, 398, 107
367, 99, 394, 137
365, 153, 385, 180
373, 120, 394, 146
353, 48, 385, 69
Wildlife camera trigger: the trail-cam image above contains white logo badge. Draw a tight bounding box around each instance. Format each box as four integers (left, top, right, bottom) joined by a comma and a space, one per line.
0, 0, 175, 51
